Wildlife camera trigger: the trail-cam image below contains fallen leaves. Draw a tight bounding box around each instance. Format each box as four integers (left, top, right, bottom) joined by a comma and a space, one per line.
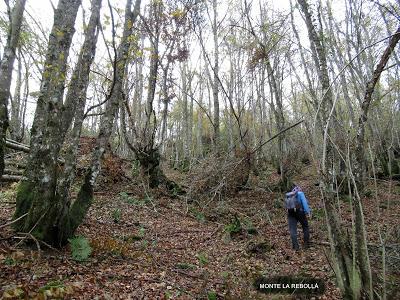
1, 171, 399, 299
2, 281, 84, 300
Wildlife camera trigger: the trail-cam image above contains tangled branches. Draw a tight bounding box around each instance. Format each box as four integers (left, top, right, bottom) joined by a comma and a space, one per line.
187, 150, 252, 202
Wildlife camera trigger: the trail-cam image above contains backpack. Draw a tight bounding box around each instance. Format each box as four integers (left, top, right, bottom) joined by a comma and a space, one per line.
285, 193, 302, 212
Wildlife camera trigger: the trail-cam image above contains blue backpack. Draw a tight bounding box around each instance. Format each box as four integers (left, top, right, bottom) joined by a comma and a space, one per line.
285, 193, 302, 211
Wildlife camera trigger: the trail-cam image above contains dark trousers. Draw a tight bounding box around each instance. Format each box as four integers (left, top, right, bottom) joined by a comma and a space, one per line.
288, 210, 310, 250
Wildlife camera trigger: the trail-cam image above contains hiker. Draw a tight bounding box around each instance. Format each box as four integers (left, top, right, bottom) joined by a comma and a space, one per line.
285, 185, 311, 250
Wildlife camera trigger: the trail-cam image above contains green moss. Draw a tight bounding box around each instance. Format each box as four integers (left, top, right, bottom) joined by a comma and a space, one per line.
28, 193, 64, 245
349, 268, 362, 300
65, 172, 94, 242
13, 180, 73, 246
13, 181, 36, 231
312, 208, 325, 220
0, 133, 5, 176
10, 169, 99, 247
178, 158, 190, 173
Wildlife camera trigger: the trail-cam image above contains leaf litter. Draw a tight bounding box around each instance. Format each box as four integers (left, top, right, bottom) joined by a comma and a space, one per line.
1, 168, 399, 299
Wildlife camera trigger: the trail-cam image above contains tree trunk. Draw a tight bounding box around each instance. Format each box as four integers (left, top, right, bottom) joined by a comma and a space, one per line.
212, 0, 220, 147
0, 0, 27, 178
160, 65, 170, 151
9, 49, 23, 141
123, 0, 176, 188
56, 0, 103, 203
197, 69, 204, 158
67, 0, 141, 244
181, 60, 190, 169
18, 55, 29, 142
297, 0, 363, 298
353, 25, 400, 299
265, 59, 290, 191
12, 0, 109, 246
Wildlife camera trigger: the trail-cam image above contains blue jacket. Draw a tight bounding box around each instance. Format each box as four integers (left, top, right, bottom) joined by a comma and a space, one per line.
296, 191, 311, 214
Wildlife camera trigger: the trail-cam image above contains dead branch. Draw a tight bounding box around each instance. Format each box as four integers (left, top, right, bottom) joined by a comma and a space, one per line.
0, 213, 28, 229
251, 119, 304, 154
5, 139, 30, 153
173, 269, 203, 279
5, 139, 65, 165
1, 174, 27, 182
3, 169, 24, 175
13, 233, 41, 258
188, 151, 252, 202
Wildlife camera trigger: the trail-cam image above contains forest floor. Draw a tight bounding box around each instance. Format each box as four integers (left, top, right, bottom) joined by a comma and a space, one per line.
1, 163, 399, 299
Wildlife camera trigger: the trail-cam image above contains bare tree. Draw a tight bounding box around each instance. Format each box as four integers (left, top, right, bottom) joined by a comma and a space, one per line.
297, 0, 362, 298
122, 0, 191, 188
0, 0, 26, 177
12, 0, 122, 246
211, 0, 220, 147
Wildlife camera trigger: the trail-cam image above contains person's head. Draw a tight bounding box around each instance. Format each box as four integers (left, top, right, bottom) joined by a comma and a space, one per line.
291, 185, 302, 193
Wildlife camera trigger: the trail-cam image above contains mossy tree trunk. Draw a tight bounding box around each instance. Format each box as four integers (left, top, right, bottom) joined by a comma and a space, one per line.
133, 146, 181, 192
136, 148, 165, 188
14, 0, 142, 247
321, 181, 362, 299
12, 0, 105, 246
13, 0, 82, 245
9, 49, 23, 142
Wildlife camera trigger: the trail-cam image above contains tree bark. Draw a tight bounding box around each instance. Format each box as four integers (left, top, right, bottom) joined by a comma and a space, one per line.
12, 0, 108, 246
353, 25, 400, 299
181, 60, 190, 167
13, 0, 82, 244
212, 0, 220, 147
9, 49, 23, 141
56, 0, 103, 203
0, 0, 27, 178
1, 174, 27, 182
297, 1, 362, 298
5, 138, 30, 153
63, 0, 141, 244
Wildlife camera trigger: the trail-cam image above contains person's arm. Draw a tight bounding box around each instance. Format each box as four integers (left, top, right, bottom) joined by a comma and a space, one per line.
297, 192, 311, 214
286, 192, 295, 197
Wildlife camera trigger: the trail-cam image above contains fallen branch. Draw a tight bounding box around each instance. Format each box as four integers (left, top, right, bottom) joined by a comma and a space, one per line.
173, 269, 203, 279
1, 174, 27, 182
6, 139, 28, 147
314, 241, 400, 248
13, 233, 41, 258
4, 160, 26, 168
251, 119, 304, 154
3, 169, 24, 175
4, 139, 64, 164
0, 213, 28, 229
5, 139, 30, 153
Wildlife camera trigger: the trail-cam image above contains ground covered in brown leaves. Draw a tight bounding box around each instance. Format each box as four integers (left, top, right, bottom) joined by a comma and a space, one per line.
1, 166, 399, 299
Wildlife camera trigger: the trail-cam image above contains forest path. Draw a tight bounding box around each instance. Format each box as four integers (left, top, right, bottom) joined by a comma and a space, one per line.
1, 172, 399, 299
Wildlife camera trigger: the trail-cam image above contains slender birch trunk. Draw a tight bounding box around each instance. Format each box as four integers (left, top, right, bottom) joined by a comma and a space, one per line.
0, 0, 27, 177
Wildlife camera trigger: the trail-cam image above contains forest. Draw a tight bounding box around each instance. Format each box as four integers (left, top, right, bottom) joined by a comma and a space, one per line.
0, 0, 399, 299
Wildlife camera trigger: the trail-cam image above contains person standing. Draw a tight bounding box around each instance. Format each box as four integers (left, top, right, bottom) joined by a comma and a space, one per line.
285, 185, 311, 250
